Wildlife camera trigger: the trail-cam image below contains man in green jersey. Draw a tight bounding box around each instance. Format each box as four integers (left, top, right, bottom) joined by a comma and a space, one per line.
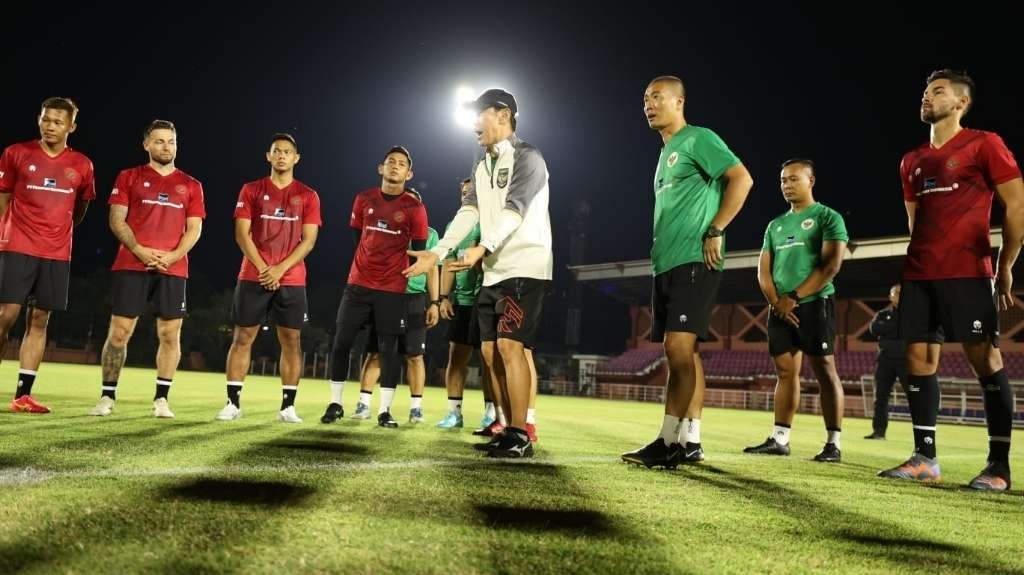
744, 159, 848, 462
437, 179, 490, 429
352, 221, 440, 425
622, 75, 753, 469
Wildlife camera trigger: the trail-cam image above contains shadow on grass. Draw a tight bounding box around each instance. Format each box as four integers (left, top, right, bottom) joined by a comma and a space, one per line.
674, 465, 1024, 574
475, 504, 620, 536
163, 477, 316, 506
222, 427, 381, 466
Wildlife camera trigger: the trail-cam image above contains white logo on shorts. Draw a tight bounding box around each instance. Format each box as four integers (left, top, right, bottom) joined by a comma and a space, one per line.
822, 342, 828, 350
972, 320, 982, 333
679, 314, 688, 323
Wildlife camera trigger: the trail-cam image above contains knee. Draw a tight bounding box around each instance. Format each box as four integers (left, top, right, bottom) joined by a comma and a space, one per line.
157, 325, 180, 348
277, 329, 301, 351
28, 309, 50, 332
496, 338, 523, 360
108, 324, 133, 347
232, 327, 258, 348
406, 355, 424, 367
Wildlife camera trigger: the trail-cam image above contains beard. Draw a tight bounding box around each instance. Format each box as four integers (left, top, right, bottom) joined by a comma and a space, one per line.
920, 106, 950, 124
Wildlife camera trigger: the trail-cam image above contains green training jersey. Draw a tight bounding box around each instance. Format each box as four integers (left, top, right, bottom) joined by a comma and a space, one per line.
445, 223, 483, 306
407, 227, 439, 294
651, 125, 740, 275
762, 202, 849, 303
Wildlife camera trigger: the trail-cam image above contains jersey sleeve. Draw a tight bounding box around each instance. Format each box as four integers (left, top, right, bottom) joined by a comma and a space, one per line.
822, 208, 849, 242
410, 202, 428, 241
979, 133, 1022, 187
761, 223, 773, 252
900, 154, 916, 202
77, 159, 96, 201
0, 146, 18, 193
233, 184, 253, 219
187, 181, 207, 219
109, 170, 132, 207
692, 128, 741, 180
304, 191, 323, 226
426, 227, 439, 250
350, 194, 364, 230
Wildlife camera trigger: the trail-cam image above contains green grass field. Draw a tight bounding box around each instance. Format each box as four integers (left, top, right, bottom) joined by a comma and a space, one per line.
0, 362, 1021, 574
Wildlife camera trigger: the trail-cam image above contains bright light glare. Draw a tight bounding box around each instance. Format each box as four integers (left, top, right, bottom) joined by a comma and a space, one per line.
454, 85, 476, 128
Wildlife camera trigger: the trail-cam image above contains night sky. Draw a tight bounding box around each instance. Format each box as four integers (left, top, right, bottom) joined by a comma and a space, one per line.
3, 2, 1022, 353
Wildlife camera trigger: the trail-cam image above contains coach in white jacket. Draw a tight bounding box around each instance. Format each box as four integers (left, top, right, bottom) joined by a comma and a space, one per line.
405, 88, 551, 458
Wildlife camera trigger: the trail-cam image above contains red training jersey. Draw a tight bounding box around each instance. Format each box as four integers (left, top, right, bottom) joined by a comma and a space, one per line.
347, 188, 428, 293
109, 165, 206, 278
901, 128, 1021, 280
0, 140, 96, 261
234, 177, 322, 287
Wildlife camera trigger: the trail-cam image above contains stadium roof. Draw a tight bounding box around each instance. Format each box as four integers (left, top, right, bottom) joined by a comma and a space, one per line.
569, 231, 1005, 304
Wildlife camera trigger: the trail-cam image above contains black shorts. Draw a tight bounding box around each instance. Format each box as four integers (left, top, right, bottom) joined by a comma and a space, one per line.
365, 292, 428, 356
336, 284, 407, 337
232, 280, 307, 330
0, 251, 71, 311
651, 262, 722, 342
111, 270, 187, 320
477, 277, 547, 346
767, 296, 837, 357
898, 278, 999, 345
448, 304, 480, 347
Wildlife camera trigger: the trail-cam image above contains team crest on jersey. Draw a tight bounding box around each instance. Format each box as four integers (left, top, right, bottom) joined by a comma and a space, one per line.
946, 158, 960, 170
801, 218, 815, 230
393, 211, 406, 223
64, 168, 80, 183
274, 208, 287, 217
290, 196, 302, 206
496, 168, 509, 188
667, 152, 679, 167
175, 184, 188, 195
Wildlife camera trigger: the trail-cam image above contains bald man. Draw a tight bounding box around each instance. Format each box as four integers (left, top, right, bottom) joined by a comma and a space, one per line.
621, 75, 754, 469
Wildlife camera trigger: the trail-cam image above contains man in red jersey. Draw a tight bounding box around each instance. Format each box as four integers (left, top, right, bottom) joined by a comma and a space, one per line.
878, 69, 1024, 492
320, 146, 429, 429
0, 97, 95, 414
216, 133, 321, 423
88, 120, 205, 419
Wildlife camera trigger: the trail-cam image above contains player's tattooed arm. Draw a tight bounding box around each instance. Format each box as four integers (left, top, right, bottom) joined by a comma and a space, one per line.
109, 205, 161, 269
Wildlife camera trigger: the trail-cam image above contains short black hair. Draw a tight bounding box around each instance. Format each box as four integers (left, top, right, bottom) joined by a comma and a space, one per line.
40, 97, 79, 122
271, 133, 299, 153
926, 68, 975, 113
144, 119, 176, 140
648, 75, 686, 99
781, 158, 815, 177
383, 145, 412, 167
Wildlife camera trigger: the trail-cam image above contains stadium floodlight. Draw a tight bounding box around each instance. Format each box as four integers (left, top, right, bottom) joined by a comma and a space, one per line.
453, 85, 477, 128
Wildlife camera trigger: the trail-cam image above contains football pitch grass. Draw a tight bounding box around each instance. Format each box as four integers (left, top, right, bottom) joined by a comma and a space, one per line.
0, 363, 1021, 574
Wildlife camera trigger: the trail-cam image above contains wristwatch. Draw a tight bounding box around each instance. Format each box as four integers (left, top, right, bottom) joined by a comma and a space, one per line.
702, 225, 724, 241
786, 290, 800, 301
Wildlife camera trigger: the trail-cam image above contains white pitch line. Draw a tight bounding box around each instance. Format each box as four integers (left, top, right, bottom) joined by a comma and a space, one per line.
0, 456, 618, 487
